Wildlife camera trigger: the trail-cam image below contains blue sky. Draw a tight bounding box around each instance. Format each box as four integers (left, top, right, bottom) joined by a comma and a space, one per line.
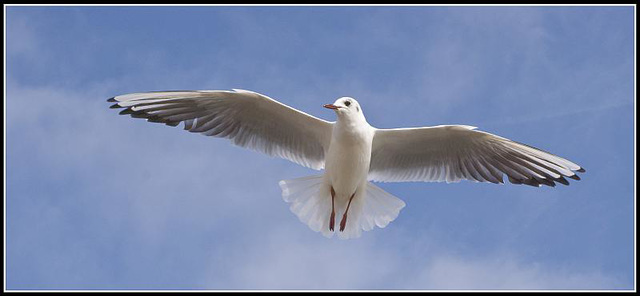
5, 5, 635, 290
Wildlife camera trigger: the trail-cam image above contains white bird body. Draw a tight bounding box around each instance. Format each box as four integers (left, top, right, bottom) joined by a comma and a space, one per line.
324, 98, 373, 205
324, 131, 370, 212
108, 89, 584, 239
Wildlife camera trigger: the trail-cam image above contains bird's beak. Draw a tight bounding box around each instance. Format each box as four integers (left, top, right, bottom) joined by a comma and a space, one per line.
323, 104, 340, 110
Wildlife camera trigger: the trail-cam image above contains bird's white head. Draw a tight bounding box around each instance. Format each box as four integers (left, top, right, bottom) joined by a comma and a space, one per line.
323, 97, 366, 123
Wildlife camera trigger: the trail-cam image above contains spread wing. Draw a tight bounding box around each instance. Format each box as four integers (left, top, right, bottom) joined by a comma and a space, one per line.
108, 89, 333, 170
369, 125, 584, 187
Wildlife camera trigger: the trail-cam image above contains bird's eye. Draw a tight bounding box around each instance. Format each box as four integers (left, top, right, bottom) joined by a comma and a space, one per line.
344, 101, 351, 107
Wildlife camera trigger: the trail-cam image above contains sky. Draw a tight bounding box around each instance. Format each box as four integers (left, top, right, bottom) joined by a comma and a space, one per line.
5, 5, 635, 290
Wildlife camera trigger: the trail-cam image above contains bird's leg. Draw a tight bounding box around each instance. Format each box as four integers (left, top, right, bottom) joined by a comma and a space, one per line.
339, 191, 356, 232
329, 186, 336, 232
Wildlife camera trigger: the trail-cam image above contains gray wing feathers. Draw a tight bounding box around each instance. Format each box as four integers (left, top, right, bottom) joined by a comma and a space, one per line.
109, 89, 333, 170
369, 125, 584, 187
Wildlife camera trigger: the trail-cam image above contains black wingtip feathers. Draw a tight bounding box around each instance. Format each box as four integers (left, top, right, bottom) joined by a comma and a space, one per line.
118, 108, 134, 115
568, 174, 581, 181
555, 176, 570, 186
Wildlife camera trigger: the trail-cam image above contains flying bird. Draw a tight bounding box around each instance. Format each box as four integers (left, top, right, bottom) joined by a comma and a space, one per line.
108, 89, 584, 239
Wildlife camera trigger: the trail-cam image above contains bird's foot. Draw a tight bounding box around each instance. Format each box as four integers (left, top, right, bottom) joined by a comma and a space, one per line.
329, 211, 335, 232
339, 214, 348, 232
339, 191, 356, 232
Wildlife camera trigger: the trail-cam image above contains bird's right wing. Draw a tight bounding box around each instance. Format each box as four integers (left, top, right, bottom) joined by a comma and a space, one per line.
109, 89, 333, 170
369, 125, 584, 187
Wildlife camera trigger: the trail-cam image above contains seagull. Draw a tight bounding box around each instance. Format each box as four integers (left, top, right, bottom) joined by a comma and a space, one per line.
108, 89, 584, 239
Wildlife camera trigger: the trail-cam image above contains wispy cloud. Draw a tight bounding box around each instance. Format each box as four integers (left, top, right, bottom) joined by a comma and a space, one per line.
197, 226, 627, 290
406, 253, 626, 290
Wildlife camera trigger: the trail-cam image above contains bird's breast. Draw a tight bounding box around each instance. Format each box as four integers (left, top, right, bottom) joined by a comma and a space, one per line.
324, 127, 373, 197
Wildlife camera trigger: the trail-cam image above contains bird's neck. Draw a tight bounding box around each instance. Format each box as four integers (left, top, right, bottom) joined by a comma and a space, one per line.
334, 114, 372, 141
337, 113, 367, 128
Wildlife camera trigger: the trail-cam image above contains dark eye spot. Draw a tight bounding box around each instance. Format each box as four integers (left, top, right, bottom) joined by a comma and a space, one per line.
344, 100, 351, 107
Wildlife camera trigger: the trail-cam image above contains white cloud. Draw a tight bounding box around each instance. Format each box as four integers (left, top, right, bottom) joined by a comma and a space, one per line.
199, 226, 402, 290
406, 253, 626, 290
197, 226, 627, 290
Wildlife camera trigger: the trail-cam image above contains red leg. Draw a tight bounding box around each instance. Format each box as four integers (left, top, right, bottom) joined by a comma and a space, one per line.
340, 191, 356, 232
329, 187, 336, 232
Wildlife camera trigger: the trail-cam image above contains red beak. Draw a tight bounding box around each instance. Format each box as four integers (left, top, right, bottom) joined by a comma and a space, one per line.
324, 104, 340, 110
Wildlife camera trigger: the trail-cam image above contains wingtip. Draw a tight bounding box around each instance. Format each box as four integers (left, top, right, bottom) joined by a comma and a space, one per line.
568, 174, 581, 181
538, 178, 556, 187
555, 176, 570, 186
118, 108, 134, 115
522, 179, 540, 187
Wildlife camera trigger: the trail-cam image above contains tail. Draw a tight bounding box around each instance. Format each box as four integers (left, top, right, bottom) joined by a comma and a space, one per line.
279, 175, 406, 239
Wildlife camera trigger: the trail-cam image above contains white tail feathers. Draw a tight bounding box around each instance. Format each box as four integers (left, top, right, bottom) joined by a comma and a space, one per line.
279, 175, 406, 239
279, 175, 332, 236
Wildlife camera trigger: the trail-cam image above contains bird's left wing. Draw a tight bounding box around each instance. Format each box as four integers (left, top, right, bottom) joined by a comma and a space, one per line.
368, 125, 584, 187
109, 89, 333, 170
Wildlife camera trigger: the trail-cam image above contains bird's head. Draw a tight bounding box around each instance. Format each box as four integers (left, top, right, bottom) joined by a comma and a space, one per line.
323, 97, 364, 122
